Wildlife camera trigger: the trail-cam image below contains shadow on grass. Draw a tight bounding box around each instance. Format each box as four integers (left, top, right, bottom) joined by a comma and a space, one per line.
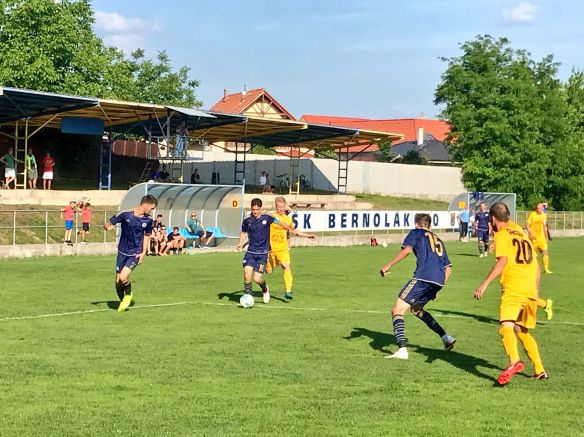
91, 300, 134, 310
344, 327, 500, 383
432, 308, 499, 325
217, 290, 289, 304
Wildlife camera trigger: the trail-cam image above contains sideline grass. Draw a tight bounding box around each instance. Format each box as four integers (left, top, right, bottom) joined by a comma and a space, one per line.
0, 239, 583, 436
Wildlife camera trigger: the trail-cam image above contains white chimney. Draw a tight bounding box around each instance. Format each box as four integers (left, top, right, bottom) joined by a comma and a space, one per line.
417, 127, 424, 145
223, 88, 229, 101
242, 84, 247, 96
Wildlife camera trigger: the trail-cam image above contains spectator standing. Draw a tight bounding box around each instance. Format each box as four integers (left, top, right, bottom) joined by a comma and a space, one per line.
262, 173, 272, 193
159, 165, 170, 182
42, 151, 55, 190
62, 200, 77, 246
190, 168, 201, 184
175, 121, 189, 157
1, 147, 17, 189
259, 171, 267, 192
458, 206, 470, 242
78, 202, 92, 244
186, 211, 214, 248
25, 149, 38, 189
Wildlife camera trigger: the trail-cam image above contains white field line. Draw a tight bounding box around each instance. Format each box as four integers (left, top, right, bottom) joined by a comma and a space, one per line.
0, 301, 583, 327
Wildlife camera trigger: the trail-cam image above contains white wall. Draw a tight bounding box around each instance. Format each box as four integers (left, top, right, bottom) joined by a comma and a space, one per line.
183, 152, 464, 199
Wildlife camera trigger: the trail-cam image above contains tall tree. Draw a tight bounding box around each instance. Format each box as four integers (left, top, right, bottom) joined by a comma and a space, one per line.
0, 0, 200, 106
434, 35, 584, 209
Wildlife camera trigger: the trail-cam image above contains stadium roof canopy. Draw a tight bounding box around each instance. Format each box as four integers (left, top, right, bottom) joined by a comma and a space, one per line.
0, 86, 402, 147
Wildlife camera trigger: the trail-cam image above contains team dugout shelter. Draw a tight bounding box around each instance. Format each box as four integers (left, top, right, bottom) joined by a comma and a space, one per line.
0, 86, 403, 193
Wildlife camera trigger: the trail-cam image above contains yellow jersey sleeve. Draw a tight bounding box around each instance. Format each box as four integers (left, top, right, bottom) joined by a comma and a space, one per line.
495, 226, 538, 295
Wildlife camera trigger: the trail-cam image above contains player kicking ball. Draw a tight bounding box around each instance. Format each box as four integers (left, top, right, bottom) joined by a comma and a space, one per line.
236, 198, 308, 304
380, 213, 455, 360
104, 194, 157, 312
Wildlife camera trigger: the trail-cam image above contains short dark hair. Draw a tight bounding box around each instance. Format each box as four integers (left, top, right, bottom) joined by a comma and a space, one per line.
251, 198, 262, 208
140, 195, 158, 206
157, 214, 163, 218
489, 202, 510, 222
173, 226, 179, 231
415, 213, 432, 228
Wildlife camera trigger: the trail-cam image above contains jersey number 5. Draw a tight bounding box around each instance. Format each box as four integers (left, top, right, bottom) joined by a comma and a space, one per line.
424, 232, 444, 256
512, 238, 533, 264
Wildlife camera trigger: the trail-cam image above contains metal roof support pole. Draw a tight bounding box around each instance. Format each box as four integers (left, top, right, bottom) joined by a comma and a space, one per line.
20, 118, 29, 190
288, 145, 301, 195
233, 142, 247, 186
99, 132, 112, 190
337, 145, 349, 194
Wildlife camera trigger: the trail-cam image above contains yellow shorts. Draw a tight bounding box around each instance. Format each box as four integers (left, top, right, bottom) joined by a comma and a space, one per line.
268, 250, 291, 270
531, 238, 548, 253
500, 294, 537, 329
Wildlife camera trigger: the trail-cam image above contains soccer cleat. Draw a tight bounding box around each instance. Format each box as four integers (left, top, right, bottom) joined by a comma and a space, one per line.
262, 286, 270, 304
533, 371, 548, 381
497, 360, 525, 385
442, 334, 456, 351
284, 292, 293, 300
117, 294, 133, 312
544, 299, 553, 321
385, 347, 409, 360
544, 269, 553, 274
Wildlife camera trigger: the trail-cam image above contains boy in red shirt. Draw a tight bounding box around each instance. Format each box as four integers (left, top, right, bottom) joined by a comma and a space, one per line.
78, 202, 92, 244
62, 201, 76, 245
42, 152, 55, 190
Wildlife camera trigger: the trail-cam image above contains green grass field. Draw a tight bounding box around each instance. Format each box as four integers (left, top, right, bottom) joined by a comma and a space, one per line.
1, 239, 583, 436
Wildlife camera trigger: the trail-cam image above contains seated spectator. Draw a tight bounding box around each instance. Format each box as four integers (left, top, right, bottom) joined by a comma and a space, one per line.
150, 214, 164, 255
186, 211, 214, 248
167, 226, 186, 254
159, 165, 170, 182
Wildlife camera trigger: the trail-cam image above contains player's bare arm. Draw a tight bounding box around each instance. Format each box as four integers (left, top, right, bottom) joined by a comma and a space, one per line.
444, 265, 453, 283
104, 220, 114, 231
380, 246, 413, 277
236, 231, 248, 251
139, 234, 151, 264
474, 256, 508, 299
290, 228, 316, 239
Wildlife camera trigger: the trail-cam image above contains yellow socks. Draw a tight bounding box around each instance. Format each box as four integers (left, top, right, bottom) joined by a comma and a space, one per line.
516, 330, 545, 374
283, 269, 293, 293
543, 255, 551, 272
499, 326, 520, 363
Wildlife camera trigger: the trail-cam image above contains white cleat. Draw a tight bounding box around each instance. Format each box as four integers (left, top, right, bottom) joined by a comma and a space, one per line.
262, 286, 271, 304
442, 334, 456, 351
385, 347, 409, 360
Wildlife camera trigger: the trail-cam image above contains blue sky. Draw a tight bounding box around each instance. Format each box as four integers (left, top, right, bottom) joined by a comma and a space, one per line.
90, 0, 584, 119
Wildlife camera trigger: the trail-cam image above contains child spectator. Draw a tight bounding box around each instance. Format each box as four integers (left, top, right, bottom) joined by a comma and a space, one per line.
1, 147, 17, 189
158, 226, 170, 255
78, 202, 92, 244
25, 149, 38, 189
61, 200, 76, 245
167, 226, 186, 254
42, 151, 55, 190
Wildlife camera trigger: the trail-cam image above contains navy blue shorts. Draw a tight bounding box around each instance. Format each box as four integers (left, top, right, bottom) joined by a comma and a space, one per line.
398, 279, 442, 307
242, 252, 268, 273
476, 229, 489, 243
116, 253, 140, 273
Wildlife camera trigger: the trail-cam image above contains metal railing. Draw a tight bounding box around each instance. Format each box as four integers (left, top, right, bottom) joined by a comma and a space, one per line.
0, 209, 118, 245
0, 209, 583, 246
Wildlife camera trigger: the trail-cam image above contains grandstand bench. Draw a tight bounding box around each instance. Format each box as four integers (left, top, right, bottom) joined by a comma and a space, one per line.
289, 202, 327, 210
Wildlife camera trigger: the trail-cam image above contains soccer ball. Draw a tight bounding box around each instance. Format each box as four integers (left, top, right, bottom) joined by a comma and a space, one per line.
381, 242, 388, 248
240, 294, 255, 309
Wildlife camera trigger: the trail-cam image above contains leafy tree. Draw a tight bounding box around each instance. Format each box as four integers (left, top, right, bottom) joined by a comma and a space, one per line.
0, 0, 200, 106
434, 35, 584, 209
377, 141, 395, 162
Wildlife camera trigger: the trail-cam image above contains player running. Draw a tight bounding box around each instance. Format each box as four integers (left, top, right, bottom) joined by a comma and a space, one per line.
474, 202, 548, 385
236, 198, 310, 304
266, 196, 316, 300
527, 203, 552, 274
104, 194, 157, 312
474, 202, 491, 258
380, 213, 455, 360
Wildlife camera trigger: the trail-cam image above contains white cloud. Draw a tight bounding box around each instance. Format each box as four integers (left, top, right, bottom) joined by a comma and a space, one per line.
94, 11, 162, 53
502, 2, 537, 25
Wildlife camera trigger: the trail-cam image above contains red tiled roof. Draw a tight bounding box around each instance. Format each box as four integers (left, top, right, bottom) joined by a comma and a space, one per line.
298, 115, 451, 153
210, 88, 296, 120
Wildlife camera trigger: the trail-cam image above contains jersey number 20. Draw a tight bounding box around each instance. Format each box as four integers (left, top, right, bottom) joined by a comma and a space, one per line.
512, 238, 533, 264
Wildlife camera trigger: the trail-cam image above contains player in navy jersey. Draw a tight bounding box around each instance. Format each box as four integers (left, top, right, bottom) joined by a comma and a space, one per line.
474, 202, 492, 258
236, 198, 310, 304
104, 194, 157, 312
380, 213, 455, 360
